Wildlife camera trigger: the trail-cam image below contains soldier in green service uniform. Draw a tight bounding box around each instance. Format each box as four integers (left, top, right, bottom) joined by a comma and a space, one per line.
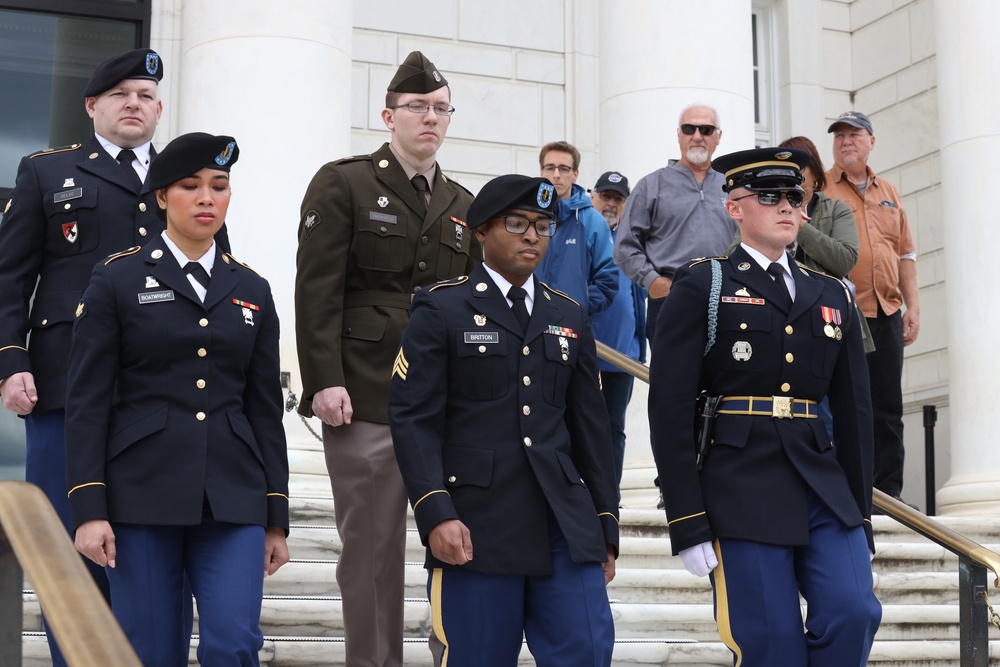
294, 51, 479, 667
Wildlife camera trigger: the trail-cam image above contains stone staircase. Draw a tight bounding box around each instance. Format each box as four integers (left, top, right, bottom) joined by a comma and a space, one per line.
19, 437, 1000, 666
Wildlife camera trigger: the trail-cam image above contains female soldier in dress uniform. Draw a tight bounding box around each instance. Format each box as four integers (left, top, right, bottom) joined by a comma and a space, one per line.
65, 132, 289, 667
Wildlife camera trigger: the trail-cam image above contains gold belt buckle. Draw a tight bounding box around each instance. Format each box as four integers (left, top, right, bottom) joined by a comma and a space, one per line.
772, 396, 793, 419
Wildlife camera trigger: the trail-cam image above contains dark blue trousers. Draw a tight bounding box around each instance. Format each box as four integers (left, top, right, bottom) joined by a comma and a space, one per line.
108, 521, 265, 667
26, 409, 110, 667
599, 370, 634, 498
710, 492, 881, 667
427, 520, 614, 666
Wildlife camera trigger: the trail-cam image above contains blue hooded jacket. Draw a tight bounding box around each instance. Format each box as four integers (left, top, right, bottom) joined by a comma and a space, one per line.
535, 184, 616, 316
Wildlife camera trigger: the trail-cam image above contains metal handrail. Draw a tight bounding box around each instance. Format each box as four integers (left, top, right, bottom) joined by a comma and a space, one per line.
0, 481, 141, 666
596, 339, 1000, 664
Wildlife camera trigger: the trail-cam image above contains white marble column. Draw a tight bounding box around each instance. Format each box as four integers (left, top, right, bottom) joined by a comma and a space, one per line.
169, 1, 352, 445
596, 0, 755, 181
934, 0, 1000, 515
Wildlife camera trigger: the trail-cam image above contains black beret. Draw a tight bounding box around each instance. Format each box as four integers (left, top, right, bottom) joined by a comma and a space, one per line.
467, 175, 556, 229
712, 147, 810, 193
149, 132, 239, 191
387, 51, 448, 94
83, 49, 163, 97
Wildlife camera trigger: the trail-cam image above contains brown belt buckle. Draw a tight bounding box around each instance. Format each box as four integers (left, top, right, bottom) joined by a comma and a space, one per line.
772, 396, 793, 419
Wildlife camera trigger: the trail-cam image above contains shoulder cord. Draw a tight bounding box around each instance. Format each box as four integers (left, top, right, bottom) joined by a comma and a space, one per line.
705, 259, 721, 356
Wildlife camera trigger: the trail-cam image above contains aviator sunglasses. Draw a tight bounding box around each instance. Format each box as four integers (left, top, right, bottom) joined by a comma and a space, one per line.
731, 191, 805, 208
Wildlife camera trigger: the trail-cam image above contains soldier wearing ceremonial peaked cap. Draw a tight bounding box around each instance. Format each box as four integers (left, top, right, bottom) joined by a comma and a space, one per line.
648, 147, 882, 666
0, 49, 227, 667
389, 173, 619, 666
294, 49, 477, 666
67, 131, 288, 666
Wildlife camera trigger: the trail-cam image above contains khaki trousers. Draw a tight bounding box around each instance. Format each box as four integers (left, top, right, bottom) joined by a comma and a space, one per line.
323, 420, 408, 667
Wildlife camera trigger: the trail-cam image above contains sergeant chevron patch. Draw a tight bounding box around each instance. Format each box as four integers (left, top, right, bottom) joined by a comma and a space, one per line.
392, 348, 408, 381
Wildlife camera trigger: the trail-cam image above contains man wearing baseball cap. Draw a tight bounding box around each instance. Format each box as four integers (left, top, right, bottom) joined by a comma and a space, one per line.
390, 174, 618, 666
0, 47, 230, 667
825, 110, 919, 504
589, 171, 646, 499
649, 147, 881, 666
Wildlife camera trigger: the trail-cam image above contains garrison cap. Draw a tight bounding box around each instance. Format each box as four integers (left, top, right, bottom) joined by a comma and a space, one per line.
387, 51, 448, 93
467, 175, 556, 229
828, 110, 874, 135
593, 171, 630, 197
83, 48, 163, 97
712, 147, 809, 193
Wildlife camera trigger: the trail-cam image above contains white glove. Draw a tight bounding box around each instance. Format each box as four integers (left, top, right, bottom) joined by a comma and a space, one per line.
679, 541, 718, 577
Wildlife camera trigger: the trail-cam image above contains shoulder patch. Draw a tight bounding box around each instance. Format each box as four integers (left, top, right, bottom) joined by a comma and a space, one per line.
224, 253, 263, 277
428, 276, 468, 292
29, 143, 83, 159
689, 256, 727, 267
104, 246, 141, 265
539, 282, 579, 306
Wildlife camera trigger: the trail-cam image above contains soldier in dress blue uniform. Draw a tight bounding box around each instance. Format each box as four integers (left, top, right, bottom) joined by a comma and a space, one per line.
65, 133, 288, 667
648, 148, 882, 666
389, 175, 619, 667
0, 47, 230, 666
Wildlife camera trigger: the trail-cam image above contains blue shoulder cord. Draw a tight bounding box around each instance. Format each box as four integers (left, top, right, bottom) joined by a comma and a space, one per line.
705, 260, 721, 356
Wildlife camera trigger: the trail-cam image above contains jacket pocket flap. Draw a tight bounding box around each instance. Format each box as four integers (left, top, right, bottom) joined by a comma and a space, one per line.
443, 447, 494, 488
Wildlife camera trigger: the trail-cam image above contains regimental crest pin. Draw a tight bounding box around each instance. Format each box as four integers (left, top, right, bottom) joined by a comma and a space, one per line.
377, 196, 389, 208
732, 341, 753, 361
62, 222, 78, 244
474, 314, 486, 326
145, 276, 160, 288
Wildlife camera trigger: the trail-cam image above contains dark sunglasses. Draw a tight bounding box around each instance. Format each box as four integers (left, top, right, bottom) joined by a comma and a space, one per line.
680, 124, 717, 136
731, 191, 804, 208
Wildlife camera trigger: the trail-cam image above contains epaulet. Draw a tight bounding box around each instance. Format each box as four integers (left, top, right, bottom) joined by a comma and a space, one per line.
540, 282, 579, 306
688, 256, 727, 267
104, 246, 141, 265
799, 264, 854, 304
332, 154, 370, 166
442, 172, 474, 197
428, 276, 468, 292
224, 253, 262, 277
29, 143, 83, 159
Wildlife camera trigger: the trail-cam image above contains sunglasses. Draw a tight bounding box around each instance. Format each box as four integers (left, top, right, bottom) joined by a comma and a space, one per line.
731, 191, 804, 208
680, 124, 718, 136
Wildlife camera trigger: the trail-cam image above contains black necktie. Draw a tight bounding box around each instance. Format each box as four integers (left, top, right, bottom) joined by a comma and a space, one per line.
184, 261, 211, 291
411, 174, 429, 216
767, 262, 792, 310
507, 285, 530, 334
116, 149, 143, 189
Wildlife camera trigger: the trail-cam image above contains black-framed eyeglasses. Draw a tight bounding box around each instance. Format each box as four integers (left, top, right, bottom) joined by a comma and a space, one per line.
679, 123, 718, 136
731, 191, 805, 208
498, 215, 557, 237
541, 164, 574, 175
388, 102, 456, 116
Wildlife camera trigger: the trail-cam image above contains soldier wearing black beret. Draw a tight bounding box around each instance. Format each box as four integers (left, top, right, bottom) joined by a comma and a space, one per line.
0, 48, 223, 667
67, 132, 288, 666
294, 51, 478, 666
649, 147, 881, 666
389, 174, 618, 666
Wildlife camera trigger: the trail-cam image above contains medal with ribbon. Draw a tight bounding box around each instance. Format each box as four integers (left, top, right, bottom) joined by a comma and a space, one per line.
820, 306, 842, 340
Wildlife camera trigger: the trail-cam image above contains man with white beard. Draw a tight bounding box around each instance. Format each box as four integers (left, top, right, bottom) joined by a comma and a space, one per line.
614, 104, 735, 342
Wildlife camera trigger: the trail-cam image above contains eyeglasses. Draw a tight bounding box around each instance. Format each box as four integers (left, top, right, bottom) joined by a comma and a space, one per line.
388, 102, 456, 116
541, 164, 575, 175
597, 191, 626, 205
731, 191, 804, 208
679, 124, 718, 136
498, 215, 557, 237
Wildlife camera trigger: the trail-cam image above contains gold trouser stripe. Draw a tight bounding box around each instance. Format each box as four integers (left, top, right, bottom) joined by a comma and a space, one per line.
412, 489, 448, 511
712, 539, 744, 666
67, 481, 106, 497
430, 568, 449, 667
